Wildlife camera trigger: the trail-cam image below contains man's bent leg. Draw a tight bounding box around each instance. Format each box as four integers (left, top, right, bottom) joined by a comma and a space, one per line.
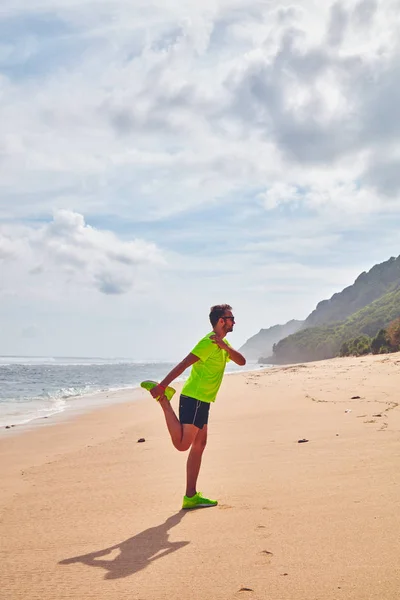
186, 425, 207, 497
159, 398, 198, 451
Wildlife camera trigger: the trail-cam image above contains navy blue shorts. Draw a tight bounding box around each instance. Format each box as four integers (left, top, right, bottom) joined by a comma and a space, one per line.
179, 395, 210, 429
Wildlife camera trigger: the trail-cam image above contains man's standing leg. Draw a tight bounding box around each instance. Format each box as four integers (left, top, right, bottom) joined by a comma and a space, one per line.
185, 425, 208, 498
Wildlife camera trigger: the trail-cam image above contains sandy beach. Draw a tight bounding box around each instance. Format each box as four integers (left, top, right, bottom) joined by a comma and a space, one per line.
1, 353, 400, 600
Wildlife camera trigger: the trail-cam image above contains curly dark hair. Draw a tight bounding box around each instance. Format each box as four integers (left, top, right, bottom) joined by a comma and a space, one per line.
209, 304, 232, 327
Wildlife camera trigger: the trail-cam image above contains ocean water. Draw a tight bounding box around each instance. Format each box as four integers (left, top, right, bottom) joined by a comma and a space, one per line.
0, 356, 260, 428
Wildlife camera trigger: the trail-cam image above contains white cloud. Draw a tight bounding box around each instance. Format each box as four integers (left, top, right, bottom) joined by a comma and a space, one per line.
0, 232, 25, 259
1, 210, 165, 295
0, 0, 399, 222
0, 0, 400, 358
257, 183, 301, 210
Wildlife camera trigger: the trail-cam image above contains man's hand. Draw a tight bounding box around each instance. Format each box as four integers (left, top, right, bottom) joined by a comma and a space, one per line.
150, 384, 166, 400
211, 335, 246, 366
210, 334, 228, 350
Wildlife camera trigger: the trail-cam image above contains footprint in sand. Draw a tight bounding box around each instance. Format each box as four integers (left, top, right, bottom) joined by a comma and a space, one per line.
256, 525, 271, 539
260, 550, 274, 562
254, 549, 274, 567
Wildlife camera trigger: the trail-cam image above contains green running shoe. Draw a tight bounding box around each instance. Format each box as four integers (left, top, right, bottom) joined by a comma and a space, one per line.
182, 492, 218, 510
140, 380, 176, 401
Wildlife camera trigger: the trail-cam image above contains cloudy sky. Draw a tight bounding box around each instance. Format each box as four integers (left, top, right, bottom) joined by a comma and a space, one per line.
1, 0, 399, 361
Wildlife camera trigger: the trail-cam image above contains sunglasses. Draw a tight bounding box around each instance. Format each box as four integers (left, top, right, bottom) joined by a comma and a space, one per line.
222, 316, 235, 321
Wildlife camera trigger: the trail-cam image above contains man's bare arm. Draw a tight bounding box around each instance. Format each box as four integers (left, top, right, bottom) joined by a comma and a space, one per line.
150, 353, 199, 399
210, 335, 246, 366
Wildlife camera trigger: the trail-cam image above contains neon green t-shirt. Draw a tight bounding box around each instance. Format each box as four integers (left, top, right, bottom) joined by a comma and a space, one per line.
181, 332, 231, 403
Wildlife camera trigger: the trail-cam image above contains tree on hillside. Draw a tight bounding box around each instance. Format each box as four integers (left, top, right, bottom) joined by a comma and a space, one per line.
386, 317, 400, 351
370, 329, 391, 355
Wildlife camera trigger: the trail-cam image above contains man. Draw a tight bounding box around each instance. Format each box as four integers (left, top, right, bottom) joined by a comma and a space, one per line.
150, 304, 246, 510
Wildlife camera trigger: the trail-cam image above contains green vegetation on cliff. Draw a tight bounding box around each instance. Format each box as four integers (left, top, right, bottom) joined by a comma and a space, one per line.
261, 284, 400, 364
340, 316, 400, 357
303, 255, 400, 328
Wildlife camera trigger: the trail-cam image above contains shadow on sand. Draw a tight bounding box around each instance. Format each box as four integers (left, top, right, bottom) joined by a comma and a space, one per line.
59, 511, 189, 580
